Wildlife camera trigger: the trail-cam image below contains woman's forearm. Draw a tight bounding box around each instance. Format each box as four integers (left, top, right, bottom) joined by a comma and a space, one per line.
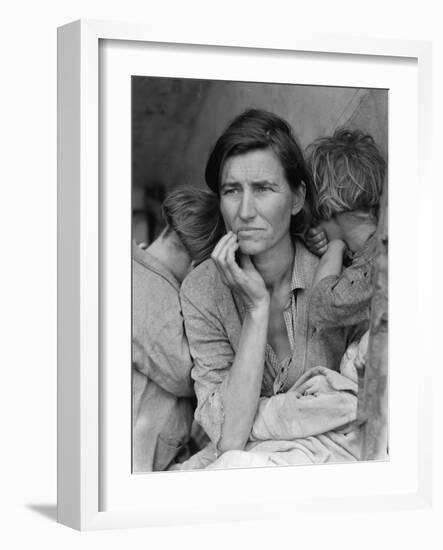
217, 302, 269, 453
208, 232, 271, 452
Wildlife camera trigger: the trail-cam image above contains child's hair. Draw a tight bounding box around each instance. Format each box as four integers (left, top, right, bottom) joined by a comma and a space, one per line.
307, 128, 386, 220
162, 187, 225, 266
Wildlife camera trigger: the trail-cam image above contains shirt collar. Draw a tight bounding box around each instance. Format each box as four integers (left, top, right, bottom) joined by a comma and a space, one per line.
290, 239, 309, 292
232, 238, 316, 320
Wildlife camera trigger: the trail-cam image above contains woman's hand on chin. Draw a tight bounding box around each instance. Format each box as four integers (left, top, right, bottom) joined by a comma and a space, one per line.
211, 231, 270, 312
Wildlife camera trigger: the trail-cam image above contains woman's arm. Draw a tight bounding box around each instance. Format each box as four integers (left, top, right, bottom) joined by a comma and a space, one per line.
218, 303, 269, 452
250, 367, 358, 441
210, 232, 270, 452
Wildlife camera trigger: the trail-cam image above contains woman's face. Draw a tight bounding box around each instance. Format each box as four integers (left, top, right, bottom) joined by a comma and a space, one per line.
219, 148, 305, 256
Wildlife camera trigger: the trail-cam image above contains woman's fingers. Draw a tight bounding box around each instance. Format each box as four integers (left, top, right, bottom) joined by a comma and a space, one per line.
211, 233, 269, 308
223, 240, 241, 287
212, 232, 235, 267
211, 231, 235, 259
219, 232, 237, 268
225, 240, 242, 278
212, 231, 239, 287
211, 232, 231, 283
298, 379, 318, 396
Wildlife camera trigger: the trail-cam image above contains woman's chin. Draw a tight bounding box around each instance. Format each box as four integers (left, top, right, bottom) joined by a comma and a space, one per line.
238, 242, 264, 256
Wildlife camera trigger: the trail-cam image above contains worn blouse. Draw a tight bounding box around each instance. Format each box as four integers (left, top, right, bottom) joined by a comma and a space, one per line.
180, 239, 358, 449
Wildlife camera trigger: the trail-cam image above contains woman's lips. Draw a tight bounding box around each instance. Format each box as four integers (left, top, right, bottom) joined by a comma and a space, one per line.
237, 227, 263, 233
236, 228, 263, 238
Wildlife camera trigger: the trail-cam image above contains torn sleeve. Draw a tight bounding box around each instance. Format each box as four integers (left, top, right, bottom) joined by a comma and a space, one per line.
308, 259, 374, 329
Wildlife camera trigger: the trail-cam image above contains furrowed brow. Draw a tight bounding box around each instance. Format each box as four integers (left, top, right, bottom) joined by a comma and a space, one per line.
251, 180, 277, 187
220, 181, 241, 190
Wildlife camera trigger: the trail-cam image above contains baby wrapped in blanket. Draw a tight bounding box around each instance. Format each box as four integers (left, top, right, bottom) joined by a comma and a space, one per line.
205, 332, 369, 469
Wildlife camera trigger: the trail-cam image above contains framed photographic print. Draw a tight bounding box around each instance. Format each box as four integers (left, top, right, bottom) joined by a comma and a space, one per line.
57, 19, 433, 530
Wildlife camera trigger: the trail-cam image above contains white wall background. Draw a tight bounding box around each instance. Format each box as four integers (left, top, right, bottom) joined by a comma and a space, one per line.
0, 1, 441, 548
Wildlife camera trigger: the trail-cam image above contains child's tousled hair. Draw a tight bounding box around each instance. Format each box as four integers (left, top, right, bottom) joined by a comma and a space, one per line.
162, 187, 225, 266
307, 128, 386, 220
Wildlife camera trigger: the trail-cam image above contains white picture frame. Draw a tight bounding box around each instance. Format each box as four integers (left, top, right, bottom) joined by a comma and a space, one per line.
57, 19, 433, 531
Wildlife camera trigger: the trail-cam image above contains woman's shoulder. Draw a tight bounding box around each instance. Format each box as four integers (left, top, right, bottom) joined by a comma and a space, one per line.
294, 238, 320, 289
181, 258, 230, 305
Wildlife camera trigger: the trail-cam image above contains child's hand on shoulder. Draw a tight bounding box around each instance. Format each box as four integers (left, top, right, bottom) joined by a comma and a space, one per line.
306, 217, 346, 257
305, 226, 328, 257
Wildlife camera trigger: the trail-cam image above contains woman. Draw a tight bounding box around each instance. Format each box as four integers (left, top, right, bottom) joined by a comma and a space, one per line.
180, 109, 361, 468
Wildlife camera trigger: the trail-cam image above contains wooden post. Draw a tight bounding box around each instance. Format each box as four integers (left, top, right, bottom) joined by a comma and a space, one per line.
359, 185, 389, 460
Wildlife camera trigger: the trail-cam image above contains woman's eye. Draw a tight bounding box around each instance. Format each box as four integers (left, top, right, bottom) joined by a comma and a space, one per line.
222, 188, 238, 195
255, 186, 270, 193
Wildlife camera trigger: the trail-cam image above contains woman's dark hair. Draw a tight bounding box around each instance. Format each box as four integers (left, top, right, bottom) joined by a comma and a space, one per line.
205, 108, 314, 235
162, 187, 225, 266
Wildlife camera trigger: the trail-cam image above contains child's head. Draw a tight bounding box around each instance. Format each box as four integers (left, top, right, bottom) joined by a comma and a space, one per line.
307, 128, 385, 221
162, 187, 225, 267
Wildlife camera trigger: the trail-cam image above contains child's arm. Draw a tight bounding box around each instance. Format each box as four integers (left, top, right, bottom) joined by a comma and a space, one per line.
312, 239, 347, 286
308, 251, 374, 331
308, 214, 376, 331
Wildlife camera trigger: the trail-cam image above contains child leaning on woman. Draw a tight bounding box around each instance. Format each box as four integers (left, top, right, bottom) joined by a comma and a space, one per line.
306, 127, 386, 348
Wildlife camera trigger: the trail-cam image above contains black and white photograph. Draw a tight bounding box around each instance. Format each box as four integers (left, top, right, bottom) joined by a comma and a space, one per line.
131, 76, 388, 473
4, 0, 439, 542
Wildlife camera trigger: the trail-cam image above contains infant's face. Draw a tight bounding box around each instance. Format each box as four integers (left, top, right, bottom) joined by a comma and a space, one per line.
339, 330, 370, 381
